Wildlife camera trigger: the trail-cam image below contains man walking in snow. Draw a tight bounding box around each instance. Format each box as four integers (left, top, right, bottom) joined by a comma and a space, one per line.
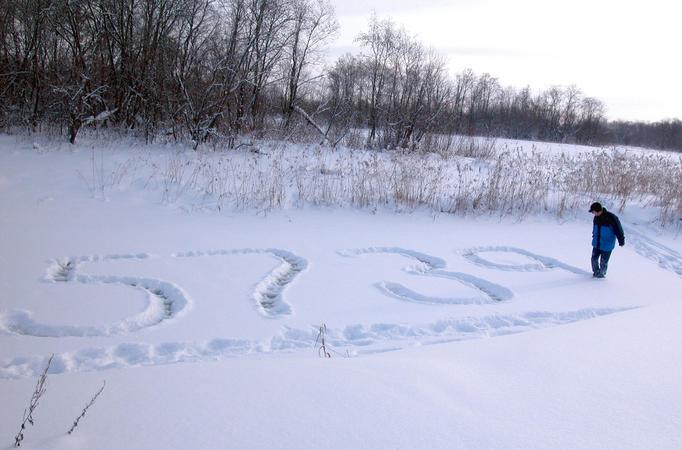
589, 202, 625, 278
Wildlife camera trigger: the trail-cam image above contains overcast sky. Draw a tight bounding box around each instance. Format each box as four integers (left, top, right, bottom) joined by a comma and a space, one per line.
328, 0, 681, 122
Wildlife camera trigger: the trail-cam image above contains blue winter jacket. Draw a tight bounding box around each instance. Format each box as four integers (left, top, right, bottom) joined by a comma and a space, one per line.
592, 208, 625, 251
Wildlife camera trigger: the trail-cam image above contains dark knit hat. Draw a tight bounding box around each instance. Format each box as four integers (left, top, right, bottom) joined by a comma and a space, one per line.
589, 202, 603, 213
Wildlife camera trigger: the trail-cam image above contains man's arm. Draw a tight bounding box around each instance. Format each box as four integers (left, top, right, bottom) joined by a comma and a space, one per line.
613, 214, 625, 246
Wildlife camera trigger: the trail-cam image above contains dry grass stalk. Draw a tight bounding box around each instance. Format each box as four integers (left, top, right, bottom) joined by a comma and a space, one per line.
14, 355, 53, 447
67, 381, 106, 435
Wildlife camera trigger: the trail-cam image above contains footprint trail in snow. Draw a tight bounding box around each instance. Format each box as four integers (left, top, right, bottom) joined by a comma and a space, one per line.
0, 243, 658, 379
339, 247, 514, 304
0, 248, 307, 337
0, 306, 633, 379
626, 227, 682, 279
173, 248, 307, 317
0, 253, 191, 337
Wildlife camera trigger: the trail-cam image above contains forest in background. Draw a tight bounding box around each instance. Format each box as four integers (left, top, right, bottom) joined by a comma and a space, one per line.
1, 0, 680, 151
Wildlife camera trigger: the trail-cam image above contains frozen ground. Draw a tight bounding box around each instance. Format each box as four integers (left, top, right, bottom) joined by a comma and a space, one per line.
0, 134, 681, 449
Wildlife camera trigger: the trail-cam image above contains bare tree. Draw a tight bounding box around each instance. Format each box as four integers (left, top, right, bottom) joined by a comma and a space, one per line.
281, 0, 338, 127
355, 13, 397, 145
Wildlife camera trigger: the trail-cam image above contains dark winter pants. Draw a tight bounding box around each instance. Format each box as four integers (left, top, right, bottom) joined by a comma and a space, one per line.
591, 248, 612, 277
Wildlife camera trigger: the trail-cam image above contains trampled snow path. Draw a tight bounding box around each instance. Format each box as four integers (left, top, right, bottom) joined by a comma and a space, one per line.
0, 254, 192, 337
0, 307, 633, 379
338, 247, 513, 303
0, 248, 306, 337
626, 227, 682, 279
173, 248, 307, 317
461, 246, 590, 275
0, 241, 666, 379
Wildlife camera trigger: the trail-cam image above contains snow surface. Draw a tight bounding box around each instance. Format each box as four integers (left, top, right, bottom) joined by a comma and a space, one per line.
0, 134, 681, 449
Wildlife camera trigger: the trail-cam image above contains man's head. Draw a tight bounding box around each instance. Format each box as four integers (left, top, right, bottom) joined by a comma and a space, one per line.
589, 202, 603, 216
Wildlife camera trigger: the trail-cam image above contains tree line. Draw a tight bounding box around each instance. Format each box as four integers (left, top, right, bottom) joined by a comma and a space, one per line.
0, 0, 338, 146
1, 3, 680, 151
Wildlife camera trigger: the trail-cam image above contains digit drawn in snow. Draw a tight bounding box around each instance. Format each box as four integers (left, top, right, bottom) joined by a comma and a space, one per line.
0, 254, 192, 337
0, 241, 657, 378
0, 248, 306, 337
173, 248, 307, 318
339, 247, 513, 303
0, 306, 635, 379
461, 246, 589, 275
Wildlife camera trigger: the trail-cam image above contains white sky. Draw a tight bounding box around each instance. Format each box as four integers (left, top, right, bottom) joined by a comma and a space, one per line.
329, 0, 681, 122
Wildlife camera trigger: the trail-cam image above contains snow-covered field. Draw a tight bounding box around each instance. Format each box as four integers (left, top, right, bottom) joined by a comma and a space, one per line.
1, 134, 681, 449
